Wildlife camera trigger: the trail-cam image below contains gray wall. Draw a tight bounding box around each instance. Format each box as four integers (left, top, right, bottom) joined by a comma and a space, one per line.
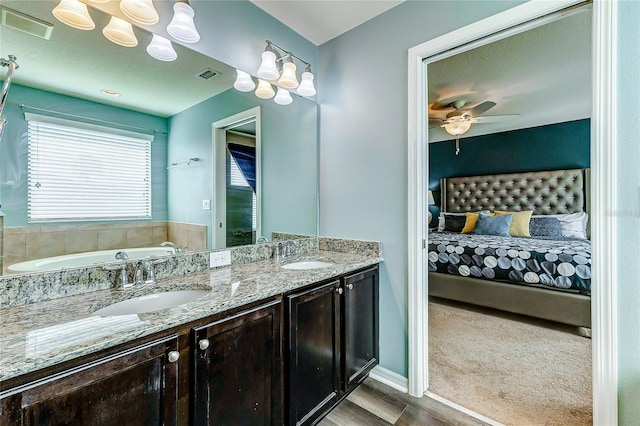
317, 0, 525, 378
616, 1, 640, 423
318, 0, 640, 421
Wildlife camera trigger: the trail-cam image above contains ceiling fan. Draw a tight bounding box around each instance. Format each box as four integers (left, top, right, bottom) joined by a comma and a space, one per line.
428, 99, 519, 155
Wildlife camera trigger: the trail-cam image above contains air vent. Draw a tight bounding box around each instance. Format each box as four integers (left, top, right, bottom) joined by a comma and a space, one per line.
1, 6, 54, 40
195, 68, 220, 81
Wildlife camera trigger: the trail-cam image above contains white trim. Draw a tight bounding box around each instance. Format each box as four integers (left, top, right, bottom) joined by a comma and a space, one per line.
212, 107, 262, 249
369, 365, 408, 393
590, 0, 618, 424
425, 392, 504, 426
407, 0, 618, 423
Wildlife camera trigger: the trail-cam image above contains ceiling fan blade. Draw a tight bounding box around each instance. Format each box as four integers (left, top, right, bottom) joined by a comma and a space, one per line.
472, 114, 520, 123
467, 101, 496, 117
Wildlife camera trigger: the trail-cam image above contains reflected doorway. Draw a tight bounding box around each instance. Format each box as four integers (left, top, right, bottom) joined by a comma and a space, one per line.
212, 107, 261, 249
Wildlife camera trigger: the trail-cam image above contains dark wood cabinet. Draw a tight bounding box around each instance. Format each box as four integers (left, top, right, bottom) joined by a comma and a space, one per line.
0, 336, 179, 425
342, 267, 379, 393
287, 266, 379, 426
287, 280, 342, 426
191, 300, 282, 426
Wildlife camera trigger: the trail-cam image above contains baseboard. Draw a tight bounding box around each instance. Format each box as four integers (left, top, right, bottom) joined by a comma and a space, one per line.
369, 365, 409, 393
425, 391, 504, 426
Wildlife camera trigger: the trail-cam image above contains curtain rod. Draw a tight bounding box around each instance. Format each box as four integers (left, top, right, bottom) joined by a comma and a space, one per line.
9, 102, 168, 135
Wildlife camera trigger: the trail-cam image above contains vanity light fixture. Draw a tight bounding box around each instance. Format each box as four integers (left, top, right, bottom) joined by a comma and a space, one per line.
234, 40, 316, 106
255, 79, 275, 99
52, 0, 95, 30
120, 0, 160, 26
166, 1, 200, 43
274, 87, 293, 105
102, 16, 138, 48
147, 34, 177, 61
52, 1, 198, 62
234, 70, 256, 92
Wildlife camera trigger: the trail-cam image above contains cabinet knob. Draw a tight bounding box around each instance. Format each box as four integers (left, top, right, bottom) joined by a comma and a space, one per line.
198, 339, 210, 351
336, 287, 344, 295
346, 283, 354, 290
167, 351, 180, 363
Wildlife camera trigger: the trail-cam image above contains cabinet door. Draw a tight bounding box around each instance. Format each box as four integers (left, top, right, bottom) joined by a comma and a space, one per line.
343, 266, 379, 392
0, 336, 179, 425
192, 300, 282, 426
287, 280, 341, 426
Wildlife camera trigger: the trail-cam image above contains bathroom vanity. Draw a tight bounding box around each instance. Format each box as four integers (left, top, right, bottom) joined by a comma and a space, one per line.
0, 242, 380, 425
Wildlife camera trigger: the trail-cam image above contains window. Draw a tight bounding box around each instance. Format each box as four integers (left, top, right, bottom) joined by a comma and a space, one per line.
26, 113, 153, 222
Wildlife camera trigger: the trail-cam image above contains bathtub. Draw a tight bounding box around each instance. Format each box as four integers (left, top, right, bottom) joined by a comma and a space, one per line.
6, 247, 175, 274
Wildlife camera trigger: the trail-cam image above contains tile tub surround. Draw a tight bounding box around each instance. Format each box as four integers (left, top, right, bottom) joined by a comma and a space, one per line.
0, 248, 382, 383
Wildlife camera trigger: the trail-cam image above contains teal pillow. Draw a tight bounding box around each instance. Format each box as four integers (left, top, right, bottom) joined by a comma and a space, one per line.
472, 213, 513, 237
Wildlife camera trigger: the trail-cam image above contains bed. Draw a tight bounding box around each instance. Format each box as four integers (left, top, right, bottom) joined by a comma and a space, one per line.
428, 168, 591, 329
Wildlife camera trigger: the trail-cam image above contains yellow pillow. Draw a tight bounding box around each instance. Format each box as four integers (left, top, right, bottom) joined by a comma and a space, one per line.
461, 212, 481, 233
494, 210, 533, 236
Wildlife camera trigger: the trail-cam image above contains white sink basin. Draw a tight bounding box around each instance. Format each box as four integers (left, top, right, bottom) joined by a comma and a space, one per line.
281, 261, 334, 270
92, 289, 209, 316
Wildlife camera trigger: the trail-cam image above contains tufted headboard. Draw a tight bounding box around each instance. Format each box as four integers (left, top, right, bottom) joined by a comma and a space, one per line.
441, 169, 588, 215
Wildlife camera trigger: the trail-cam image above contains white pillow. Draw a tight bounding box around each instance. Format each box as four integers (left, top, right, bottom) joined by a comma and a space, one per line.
531, 212, 588, 239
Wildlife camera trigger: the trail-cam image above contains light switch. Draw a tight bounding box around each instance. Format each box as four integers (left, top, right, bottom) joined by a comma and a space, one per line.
202, 199, 211, 210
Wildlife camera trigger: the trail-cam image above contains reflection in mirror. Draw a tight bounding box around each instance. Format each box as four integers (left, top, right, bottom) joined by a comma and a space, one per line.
0, 0, 318, 275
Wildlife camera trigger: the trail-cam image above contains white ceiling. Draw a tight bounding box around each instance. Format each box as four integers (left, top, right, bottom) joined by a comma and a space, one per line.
250, 0, 405, 45
427, 8, 592, 142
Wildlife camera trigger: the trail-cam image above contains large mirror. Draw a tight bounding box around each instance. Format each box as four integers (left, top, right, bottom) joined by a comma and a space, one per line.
0, 0, 318, 275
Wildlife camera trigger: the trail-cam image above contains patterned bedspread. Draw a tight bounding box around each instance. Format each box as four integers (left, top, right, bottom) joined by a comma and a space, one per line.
428, 232, 591, 295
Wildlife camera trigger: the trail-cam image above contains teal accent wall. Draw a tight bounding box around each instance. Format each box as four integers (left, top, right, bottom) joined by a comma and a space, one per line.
429, 119, 591, 188
167, 88, 318, 247
0, 83, 168, 227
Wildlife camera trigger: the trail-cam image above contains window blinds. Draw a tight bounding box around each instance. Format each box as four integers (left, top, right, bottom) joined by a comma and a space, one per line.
26, 113, 153, 222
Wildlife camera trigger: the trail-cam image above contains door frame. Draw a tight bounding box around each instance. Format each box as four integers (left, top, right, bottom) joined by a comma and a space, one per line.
212, 106, 261, 249
406, 1, 618, 424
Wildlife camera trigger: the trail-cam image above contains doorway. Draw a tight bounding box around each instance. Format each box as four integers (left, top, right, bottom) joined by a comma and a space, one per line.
406, 1, 618, 425
212, 107, 261, 249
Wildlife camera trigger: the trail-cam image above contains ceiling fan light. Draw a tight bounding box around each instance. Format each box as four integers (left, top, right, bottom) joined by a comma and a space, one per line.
103, 16, 138, 48
443, 120, 472, 136
120, 0, 159, 25
234, 70, 256, 92
274, 87, 293, 105
166, 2, 200, 43
52, 0, 95, 30
255, 79, 275, 99
147, 34, 177, 61
296, 65, 316, 97
256, 45, 280, 80
277, 59, 298, 89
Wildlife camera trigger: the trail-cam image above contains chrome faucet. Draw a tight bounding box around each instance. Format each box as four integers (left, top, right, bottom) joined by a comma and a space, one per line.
161, 241, 180, 253
133, 260, 145, 286
283, 240, 298, 257
143, 257, 158, 285
256, 236, 270, 244
115, 251, 129, 260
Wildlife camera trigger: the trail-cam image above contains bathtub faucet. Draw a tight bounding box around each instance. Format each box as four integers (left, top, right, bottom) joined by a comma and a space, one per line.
161, 241, 180, 254
115, 251, 129, 260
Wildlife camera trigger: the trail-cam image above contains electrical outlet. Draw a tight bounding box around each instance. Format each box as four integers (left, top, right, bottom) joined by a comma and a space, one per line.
202, 199, 211, 210
210, 250, 231, 268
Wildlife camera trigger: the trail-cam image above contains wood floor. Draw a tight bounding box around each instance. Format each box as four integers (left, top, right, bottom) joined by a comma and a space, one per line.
317, 378, 491, 426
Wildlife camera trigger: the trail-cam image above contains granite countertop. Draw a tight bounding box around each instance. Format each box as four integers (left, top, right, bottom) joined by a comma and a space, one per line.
0, 250, 381, 385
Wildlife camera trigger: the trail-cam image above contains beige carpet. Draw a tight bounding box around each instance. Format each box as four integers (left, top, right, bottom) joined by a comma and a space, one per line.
428, 298, 592, 425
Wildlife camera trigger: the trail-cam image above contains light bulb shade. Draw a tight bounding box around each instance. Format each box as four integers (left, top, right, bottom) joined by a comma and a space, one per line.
167, 2, 200, 43
103, 16, 138, 47
443, 120, 472, 136
234, 70, 256, 92
427, 190, 435, 205
278, 60, 299, 89
256, 49, 279, 80
255, 79, 275, 99
147, 34, 177, 61
52, 0, 95, 30
119, 0, 159, 25
274, 87, 293, 105
296, 69, 316, 97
